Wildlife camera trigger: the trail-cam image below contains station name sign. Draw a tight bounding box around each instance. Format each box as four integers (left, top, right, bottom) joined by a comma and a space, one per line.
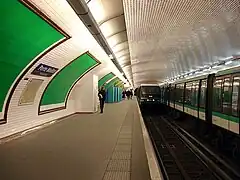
31, 63, 58, 77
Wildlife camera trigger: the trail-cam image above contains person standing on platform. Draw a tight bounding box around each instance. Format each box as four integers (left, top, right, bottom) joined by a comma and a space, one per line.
130, 89, 133, 99
126, 90, 130, 100
122, 90, 126, 99
98, 87, 106, 113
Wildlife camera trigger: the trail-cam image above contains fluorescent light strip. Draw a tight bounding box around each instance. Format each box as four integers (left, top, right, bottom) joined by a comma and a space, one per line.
225, 60, 233, 65
164, 58, 240, 84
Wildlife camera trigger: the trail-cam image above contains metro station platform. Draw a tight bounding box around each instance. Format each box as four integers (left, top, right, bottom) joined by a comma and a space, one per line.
0, 100, 161, 180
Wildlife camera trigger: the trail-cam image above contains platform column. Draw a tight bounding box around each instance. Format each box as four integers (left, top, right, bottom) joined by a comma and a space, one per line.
106, 87, 115, 103
73, 74, 98, 113
119, 88, 122, 101
115, 87, 118, 102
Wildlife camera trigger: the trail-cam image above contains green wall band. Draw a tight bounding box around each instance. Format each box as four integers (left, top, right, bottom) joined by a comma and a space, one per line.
114, 80, 123, 87
0, 0, 64, 112
104, 77, 120, 90
40, 53, 99, 107
98, 72, 115, 88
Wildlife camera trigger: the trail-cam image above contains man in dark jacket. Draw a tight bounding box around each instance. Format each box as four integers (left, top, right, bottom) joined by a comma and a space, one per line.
130, 89, 133, 99
126, 90, 131, 100
98, 87, 106, 113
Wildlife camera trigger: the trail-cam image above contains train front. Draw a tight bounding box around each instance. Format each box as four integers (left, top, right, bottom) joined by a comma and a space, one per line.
138, 85, 161, 106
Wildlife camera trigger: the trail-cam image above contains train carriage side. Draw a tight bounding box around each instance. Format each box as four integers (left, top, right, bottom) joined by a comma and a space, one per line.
212, 73, 240, 134
162, 70, 240, 135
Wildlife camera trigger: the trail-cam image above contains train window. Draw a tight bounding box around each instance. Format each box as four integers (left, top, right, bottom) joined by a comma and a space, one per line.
175, 85, 180, 103
232, 76, 240, 117
175, 86, 179, 103
165, 86, 169, 104
176, 83, 184, 103
141, 86, 161, 94
199, 79, 207, 109
170, 85, 175, 102
161, 87, 164, 102
185, 82, 192, 105
181, 83, 185, 103
191, 81, 199, 107
222, 78, 232, 115
213, 78, 223, 112
164, 87, 167, 104
162, 87, 166, 103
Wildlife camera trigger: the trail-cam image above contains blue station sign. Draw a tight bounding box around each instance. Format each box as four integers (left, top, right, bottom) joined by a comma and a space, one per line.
31, 63, 58, 77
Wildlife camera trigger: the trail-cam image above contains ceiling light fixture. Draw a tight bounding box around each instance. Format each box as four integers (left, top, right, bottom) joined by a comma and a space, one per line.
220, 56, 233, 61
162, 55, 240, 83
225, 60, 233, 65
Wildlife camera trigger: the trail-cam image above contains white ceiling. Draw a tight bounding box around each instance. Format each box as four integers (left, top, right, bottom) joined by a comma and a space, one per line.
28, 0, 126, 83
87, 0, 240, 87
123, 0, 240, 86
87, 0, 134, 86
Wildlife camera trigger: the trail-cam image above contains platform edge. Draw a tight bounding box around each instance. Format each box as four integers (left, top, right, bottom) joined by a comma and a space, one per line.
136, 101, 163, 180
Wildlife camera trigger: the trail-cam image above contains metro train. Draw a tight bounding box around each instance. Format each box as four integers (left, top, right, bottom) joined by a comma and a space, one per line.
137, 67, 240, 135
161, 67, 240, 136
136, 67, 240, 161
135, 85, 161, 106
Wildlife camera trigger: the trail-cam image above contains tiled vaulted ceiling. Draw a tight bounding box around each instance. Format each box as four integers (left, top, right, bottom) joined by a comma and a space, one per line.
123, 0, 240, 86
87, 0, 134, 86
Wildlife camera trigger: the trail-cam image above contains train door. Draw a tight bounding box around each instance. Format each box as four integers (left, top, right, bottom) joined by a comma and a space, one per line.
230, 75, 240, 134
212, 75, 240, 134
212, 77, 226, 130
175, 83, 184, 112
199, 79, 207, 120
174, 84, 176, 109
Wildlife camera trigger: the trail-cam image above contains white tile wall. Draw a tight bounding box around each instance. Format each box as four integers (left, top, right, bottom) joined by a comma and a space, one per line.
96, 67, 116, 82
0, 0, 124, 139
40, 103, 65, 111
72, 73, 99, 113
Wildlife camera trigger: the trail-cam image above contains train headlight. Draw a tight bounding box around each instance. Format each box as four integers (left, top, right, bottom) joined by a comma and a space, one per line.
140, 98, 146, 102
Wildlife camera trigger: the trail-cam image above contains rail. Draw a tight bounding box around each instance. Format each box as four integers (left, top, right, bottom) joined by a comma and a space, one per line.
143, 115, 233, 180
162, 115, 240, 180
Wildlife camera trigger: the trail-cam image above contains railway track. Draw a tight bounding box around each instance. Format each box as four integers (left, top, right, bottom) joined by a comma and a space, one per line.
143, 115, 236, 180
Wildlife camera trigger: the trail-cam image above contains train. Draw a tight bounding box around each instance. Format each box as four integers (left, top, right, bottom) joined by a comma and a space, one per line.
162, 67, 239, 135
136, 66, 240, 162
135, 84, 161, 106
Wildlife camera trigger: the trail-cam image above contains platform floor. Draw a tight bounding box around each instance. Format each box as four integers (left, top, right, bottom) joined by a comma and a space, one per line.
0, 100, 151, 180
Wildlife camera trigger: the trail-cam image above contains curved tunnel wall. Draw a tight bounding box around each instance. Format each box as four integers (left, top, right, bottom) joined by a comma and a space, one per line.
114, 80, 124, 88
104, 77, 123, 103
98, 72, 115, 88
0, 0, 126, 139
40, 52, 100, 114
114, 80, 124, 102
104, 77, 120, 89
0, 0, 68, 123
